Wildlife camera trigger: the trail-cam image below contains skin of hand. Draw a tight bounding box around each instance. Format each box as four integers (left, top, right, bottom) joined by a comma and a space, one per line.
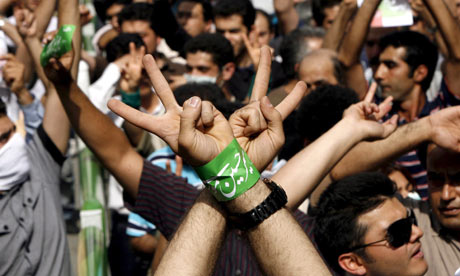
119, 42, 146, 93
14, 7, 38, 38
108, 47, 305, 171
1, 54, 26, 93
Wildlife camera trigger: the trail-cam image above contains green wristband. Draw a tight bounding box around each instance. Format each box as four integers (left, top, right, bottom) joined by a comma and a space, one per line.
120, 88, 141, 109
194, 139, 260, 201
40, 25, 76, 67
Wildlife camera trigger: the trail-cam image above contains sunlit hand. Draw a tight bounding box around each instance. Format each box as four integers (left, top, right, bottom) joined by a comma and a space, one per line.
229, 47, 305, 171
120, 42, 145, 92
14, 8, 37, 38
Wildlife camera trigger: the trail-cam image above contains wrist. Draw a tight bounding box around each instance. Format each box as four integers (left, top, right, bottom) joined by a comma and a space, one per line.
336, 118, 367, 144
224, 179, 270, 213
16, 87, 33, 105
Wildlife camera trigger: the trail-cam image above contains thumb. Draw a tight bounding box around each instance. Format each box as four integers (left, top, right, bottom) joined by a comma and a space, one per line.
260, 96, 283, 135
179, 96, 202, 145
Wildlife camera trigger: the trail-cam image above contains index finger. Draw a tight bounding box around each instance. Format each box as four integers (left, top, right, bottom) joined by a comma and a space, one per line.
0, 54, 16, 61
143, 54, 180, 110
364, 82, 378, 103
275, 81, 306, 120
249, 46, 272, 102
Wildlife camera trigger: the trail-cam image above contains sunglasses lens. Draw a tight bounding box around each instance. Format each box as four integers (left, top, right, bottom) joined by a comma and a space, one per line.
387, 211, 416, 248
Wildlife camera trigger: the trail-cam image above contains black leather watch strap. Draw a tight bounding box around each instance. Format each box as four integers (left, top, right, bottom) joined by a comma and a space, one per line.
228, 179, 288, 231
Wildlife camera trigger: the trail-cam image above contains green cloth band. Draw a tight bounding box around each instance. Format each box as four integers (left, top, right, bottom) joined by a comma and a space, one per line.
120, 89, 141, 109
40, 25, 76, 67
195, 139, 260, 201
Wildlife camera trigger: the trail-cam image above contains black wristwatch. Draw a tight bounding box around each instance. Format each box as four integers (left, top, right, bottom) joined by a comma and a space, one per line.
228, 179, 288, 231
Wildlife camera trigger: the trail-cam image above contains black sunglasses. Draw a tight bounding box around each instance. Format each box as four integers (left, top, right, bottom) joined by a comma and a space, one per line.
349, 208, 417, 251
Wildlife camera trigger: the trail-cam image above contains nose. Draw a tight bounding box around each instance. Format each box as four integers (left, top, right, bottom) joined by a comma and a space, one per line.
374, 63, 386, 82
410, 224, 423, 243
441, 182, 456, 201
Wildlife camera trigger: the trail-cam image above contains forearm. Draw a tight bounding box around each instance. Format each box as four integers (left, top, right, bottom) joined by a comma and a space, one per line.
58, 0, 81, 78
226, 180, 330, 276
34, 0, 56, 39
322, 2, 356, 51
424, 0, 460, 60
155, 190, 226, 276
273, 119, 364, 210
331, 118, 431, 181
23, 36, 50, 88
123, 120, 144, 147
274, 0, 298, 34
55, 80, 142, 198
338, 0, 381, 66
0, 0, 14, 15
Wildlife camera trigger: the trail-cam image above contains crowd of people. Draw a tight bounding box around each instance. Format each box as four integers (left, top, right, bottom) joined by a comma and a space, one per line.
1, 0, 460, 275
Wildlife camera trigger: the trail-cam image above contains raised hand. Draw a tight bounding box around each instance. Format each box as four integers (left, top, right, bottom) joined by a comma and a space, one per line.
427, 106, 460, 152
14, 7, 37, 38
42, 31, 75, 86
108, 54, 234, 167
342, 100, 398, 141
229, 46, 305, 170
119, 42, 145, 92
242, 32, 274, 70
1, 54, 26, 94
363, 81, 394, 120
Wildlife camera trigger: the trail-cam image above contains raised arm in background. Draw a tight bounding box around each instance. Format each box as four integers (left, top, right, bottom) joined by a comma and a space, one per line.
337, 0, 382, 99
274, 0, 299, 35
322, 0, 357, 51
423, 0, 460, 95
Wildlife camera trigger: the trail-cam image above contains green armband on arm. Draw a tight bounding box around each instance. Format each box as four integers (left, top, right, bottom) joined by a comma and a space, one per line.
40, 25, 76, 67
120, 88, 141, 109
194, 139, 260, 202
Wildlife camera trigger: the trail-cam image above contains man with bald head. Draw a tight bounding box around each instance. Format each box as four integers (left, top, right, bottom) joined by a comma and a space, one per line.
298, 49, 345, 94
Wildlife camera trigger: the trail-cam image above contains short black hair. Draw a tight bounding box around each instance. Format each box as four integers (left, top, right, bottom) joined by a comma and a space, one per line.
180, 0, 214, 22
94, 0, 131, 22
213, 0, 255, 30
280, 26, 325, 80
379, 31, 438, 91
184, 33, 235, 69
0, 98, 6, 117
296, 85, 359, 142
312, 0, 342, 27
105, 33, 145, 63
173, 83, 243, 118
312, 172, 397, 272
118, 3, 160, 35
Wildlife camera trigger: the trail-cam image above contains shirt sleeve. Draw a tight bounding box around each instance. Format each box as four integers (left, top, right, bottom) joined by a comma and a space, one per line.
20, 97, 45, 142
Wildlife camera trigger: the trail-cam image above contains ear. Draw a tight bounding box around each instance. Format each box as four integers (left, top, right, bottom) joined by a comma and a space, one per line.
221, 62, 236, 81
413, 64, 428, 83
338, 252, 367, 276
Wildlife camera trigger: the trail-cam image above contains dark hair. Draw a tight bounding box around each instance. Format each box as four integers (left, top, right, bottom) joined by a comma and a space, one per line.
312, 0, 342, 27
105, 33, 145, 63
184, 33, 235, 69
0, 99, 6, 117
173, 83, 243, 118
213, 0, 255, 30
296, 85, 359, 142
280, 26, 325, 80
312, 172, 397, 272
255, 9, 273, 32
379, 31, 438, 91
180, 0, 214, 22
118, 3, 160, 34
94, 0, 131, 22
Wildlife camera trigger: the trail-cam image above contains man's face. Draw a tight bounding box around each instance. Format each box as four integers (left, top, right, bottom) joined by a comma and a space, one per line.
185, 51, 220, 78
177, 2, 209, 37
121, 20, 158, 54
215, 15, 248, 57
298, 53, 338, 94
254, 13, 272, 46
322, 5, 340, 30
0, 116, 15, 150
374, 46, 415, 101
427, 146, 460, 231
355, 198, 427, 276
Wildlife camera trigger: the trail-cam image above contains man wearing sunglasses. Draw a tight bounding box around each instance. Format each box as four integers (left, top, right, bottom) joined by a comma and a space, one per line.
313, 172, 427, 276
